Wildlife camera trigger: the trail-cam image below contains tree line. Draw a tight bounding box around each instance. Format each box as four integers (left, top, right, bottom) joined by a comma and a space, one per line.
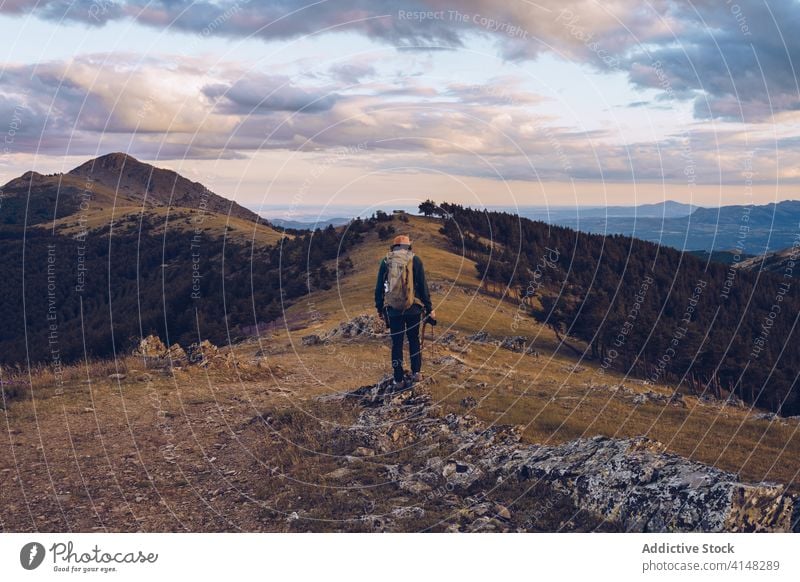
0, 215, 379, 367
428, 201, 800, 415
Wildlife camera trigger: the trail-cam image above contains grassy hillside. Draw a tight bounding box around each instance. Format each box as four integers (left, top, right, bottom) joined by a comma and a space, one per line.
1, 153, 287, 246
45, 204, 286, 248
434, 204, 800, 416
2, 213, 797, 532
281, 215, 800, 482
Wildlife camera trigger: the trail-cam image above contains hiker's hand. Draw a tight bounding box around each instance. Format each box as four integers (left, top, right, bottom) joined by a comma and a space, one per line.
429, 310, 436, 319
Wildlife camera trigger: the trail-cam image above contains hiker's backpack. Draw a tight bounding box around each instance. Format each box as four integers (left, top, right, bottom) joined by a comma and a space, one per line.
384, 249, 416, 310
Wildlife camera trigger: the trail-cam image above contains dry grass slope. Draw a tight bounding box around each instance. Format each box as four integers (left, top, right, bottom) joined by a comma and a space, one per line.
1, 214, 798, 532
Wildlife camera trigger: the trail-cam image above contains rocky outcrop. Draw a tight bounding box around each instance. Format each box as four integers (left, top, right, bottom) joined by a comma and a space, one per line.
499, 336, 539, 356
132, 335, 241, 370
185, 339, 219, 366
166, 343, 188, 364
322, 379, 796, 532
315, 319, 540, 361
466, 331, 490, 343
302, 334, 323, 346
596, 383, 687, 408
631, 390, 686, 407
509, 436, 792, 532
323, 314, 384, 340
133, 335, 168, 359
463, 331, 539, 356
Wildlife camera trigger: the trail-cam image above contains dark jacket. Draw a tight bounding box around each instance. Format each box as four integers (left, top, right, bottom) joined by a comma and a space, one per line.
375, 251, 433, 316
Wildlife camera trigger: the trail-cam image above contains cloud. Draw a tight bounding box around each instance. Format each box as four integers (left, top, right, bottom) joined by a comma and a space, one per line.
202, 76, 339, 114
0, 53, 598, 176
0, 54, 240, 159
6, 0, 800, 123
0, 0, 800, 121
1, 50, 799, 186
0, 0, 466, 45
328, 62, 377, 84
445, 78, 545, 106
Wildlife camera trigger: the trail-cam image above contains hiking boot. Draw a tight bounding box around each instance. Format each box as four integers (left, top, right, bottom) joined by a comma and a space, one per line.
408, 372, 423, 385
390, 378, 408, 392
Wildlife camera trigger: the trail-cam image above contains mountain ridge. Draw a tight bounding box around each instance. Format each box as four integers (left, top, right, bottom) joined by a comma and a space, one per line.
549, 199, 800, 252
1, 152, 264, 228
66, 152, 261, 223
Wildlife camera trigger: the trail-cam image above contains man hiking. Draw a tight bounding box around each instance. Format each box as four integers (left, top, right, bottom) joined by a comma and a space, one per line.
375, 234, 435, 389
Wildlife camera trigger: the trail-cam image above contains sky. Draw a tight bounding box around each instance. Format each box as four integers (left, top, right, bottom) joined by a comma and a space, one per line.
1, 0, 800, 211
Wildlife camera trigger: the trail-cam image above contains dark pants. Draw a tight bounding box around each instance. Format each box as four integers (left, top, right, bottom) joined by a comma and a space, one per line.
388, 310, 422, 382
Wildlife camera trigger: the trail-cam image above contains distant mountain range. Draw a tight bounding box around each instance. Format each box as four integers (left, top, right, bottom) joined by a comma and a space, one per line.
514, 200, 698, 221
536, 200, 800, 253
269, 217, 352, 230
257, 199, 800, 254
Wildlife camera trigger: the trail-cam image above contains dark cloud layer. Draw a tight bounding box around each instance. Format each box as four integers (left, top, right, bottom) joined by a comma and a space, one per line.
203, 76, 339, 114
4, 0, 800, 122
623, 1, 800, 121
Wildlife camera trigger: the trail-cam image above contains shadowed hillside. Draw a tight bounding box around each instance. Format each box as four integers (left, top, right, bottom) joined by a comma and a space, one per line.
1, 153, 285, 245
68, 152, 260, 222
435, 203, 800, 416
0, 154, 366, 365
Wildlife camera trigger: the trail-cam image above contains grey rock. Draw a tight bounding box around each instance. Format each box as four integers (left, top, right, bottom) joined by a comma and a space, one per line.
323, 378, 795, 532
166, 343, 187, 364
185, 340, 218, 365
752, 412, 778, 422
391, 506, 426, 520
325, 314, 383, 340
460, 396, 478, 409
133, 335, 167, 358
438, 332, 458, 345
301, 334, 322, 346
499, 336, 538, 355
669, 391, 686, 407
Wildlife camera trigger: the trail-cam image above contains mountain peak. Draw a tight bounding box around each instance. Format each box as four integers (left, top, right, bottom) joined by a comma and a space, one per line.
96, 151, 140, 167
66, 152, 261, 223
68, 151, 147, 176
18, 170, 46, 182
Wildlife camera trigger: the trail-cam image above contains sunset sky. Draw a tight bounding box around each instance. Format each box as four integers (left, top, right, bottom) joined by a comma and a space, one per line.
1, 1, 799, 211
